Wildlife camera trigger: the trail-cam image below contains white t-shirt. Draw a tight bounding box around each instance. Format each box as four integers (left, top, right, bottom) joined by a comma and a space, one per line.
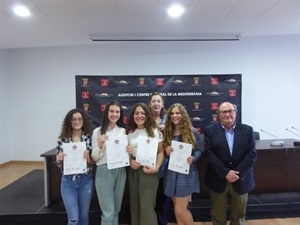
127, 128, 162, 157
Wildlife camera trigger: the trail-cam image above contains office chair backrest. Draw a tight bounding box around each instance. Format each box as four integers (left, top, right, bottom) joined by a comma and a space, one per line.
253, 131, 260, 140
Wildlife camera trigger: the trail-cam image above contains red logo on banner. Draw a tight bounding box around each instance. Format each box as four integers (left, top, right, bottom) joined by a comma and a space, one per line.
101, 104, 106, 112
156, 78, 164, 86
82, 91, 89, 99
101, 79, 109, 86
211, 103, 218, 110
229, 89, 236, 97
211, 77, 218, 85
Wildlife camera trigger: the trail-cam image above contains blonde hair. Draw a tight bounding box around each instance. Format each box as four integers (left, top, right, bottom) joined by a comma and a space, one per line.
163, 103, 196, 149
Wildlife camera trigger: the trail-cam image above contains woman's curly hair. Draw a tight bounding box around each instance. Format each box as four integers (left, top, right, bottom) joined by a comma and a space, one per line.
163, 103, 196, 148
59, 108, 92, 139
126, 102, 157, 137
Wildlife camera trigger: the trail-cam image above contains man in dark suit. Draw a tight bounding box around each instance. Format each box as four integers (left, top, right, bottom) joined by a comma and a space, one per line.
204, 102, 257, 225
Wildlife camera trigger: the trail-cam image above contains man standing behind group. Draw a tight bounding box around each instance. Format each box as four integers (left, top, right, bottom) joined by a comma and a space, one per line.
204, 102, 257, 225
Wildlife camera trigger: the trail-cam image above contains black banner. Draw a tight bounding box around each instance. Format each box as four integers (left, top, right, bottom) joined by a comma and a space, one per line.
76, 74, 242, 133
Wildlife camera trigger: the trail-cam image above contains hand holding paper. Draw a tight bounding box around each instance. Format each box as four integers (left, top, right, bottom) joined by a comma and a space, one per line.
136, 136, 158, 167
168, 140, 192, 174
63, 142, 87, 175
106, 134, 129, 169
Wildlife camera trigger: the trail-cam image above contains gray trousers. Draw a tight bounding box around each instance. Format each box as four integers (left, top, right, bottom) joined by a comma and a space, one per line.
95, 164, 126, 225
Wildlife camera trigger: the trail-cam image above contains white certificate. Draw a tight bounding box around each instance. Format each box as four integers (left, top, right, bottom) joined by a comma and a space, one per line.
106, 134, 129, 169
63, 142, 87, 175
136, 136, 158, 167
168, 140, 192, 174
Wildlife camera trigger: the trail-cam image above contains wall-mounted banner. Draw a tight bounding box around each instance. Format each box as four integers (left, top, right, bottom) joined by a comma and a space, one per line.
76, 74, 242, 133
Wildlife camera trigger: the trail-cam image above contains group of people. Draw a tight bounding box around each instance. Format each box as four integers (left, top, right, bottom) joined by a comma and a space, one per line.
54, 92, 257, 225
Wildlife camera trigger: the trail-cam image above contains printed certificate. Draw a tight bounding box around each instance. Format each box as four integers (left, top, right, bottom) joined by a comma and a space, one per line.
168, 140, 192, 174
106, 134, 129, 169
63, 142, 87, 175
136, 136, 158, 167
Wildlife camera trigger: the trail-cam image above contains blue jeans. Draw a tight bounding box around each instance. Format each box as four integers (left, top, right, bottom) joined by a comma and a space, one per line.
61, 173, 94, 225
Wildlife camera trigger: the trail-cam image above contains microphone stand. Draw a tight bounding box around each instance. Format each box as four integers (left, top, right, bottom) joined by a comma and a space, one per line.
291, 126, 300, 132
286, 128, 300, 146
260, 129, 284, 146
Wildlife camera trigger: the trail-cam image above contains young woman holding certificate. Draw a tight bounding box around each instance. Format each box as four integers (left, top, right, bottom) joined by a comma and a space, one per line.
163, 103, 202, 225
126, 102, 164, 225
91, 100, 128, 225
54, 108, 94, 225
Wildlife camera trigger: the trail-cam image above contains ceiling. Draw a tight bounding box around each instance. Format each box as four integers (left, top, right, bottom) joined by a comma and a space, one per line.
0, 0, 299, 49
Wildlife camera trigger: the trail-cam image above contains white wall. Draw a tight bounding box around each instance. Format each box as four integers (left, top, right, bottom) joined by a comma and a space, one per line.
0, 50, 11, 163
0, 34, 299, 163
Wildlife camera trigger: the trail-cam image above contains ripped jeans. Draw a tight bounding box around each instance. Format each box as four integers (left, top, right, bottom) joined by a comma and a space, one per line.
61, 173, 94, 225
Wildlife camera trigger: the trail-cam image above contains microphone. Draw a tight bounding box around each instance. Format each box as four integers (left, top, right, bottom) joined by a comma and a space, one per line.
260, 129, 284, 146
286, 128, 300, 146
291, 126, 300, 132
286, 128, 300, 138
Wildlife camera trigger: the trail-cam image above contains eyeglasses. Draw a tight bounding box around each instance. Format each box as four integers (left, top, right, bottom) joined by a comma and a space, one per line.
71, 118, 83, 123
218, 109, 236, 115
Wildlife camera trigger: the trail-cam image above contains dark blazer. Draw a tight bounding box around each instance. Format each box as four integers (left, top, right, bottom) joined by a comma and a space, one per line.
204, 123, 257, 195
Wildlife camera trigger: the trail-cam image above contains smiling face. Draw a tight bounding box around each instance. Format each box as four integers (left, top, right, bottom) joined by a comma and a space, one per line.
108, 105, 121, 126
149, 94, 164, 115
218, 102, 237, 129
71, 112, 83, 131
170, 106, 182, 126
133, 106, 146, 129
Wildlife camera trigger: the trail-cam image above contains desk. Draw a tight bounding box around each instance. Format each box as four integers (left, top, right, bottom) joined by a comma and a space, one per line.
252, 138, 300, 193
41, 139, 300, 206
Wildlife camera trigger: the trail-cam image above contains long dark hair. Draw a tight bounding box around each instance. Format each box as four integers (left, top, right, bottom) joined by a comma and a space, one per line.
100, 100, 124, 135
59, 108, 92, 138
125, 102, 157, 137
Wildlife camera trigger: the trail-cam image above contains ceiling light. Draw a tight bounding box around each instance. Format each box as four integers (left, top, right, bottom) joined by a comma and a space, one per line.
89, 33, 241, 42
167, 4, 184, 18
14, 6, 31, 17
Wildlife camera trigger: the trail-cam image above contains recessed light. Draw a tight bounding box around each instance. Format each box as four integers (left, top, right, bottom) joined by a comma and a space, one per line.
14, 6, 31, 17
167, 4, 185, 18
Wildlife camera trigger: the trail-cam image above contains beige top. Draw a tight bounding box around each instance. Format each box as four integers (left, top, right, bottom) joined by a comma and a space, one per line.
91, 126, 126, 166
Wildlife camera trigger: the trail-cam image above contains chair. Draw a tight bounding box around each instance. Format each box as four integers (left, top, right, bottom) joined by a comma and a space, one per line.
199, 133, 205, 150
253, 131, 260, 140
